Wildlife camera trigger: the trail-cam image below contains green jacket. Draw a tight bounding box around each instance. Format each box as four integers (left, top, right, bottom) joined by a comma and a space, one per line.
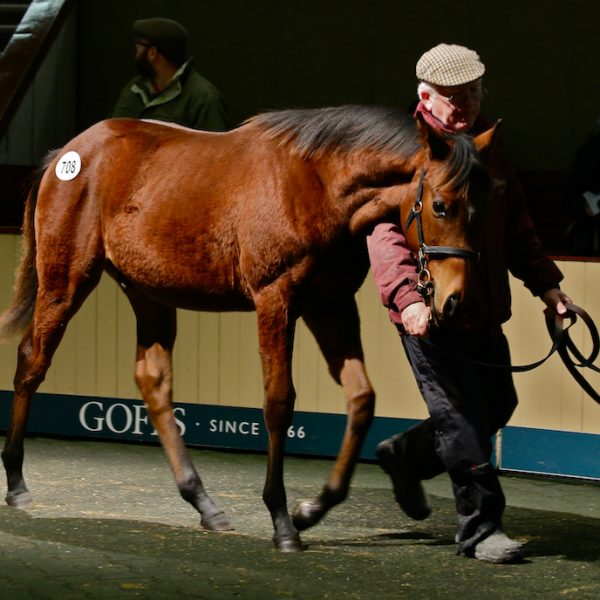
111, 61, 228, 131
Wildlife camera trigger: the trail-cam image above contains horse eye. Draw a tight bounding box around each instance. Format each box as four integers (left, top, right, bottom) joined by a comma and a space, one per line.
432, 200, 447, 216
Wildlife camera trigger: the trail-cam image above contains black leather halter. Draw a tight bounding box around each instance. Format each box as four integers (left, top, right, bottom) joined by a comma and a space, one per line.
404, 169, 479, 303
406, 176, 600, 404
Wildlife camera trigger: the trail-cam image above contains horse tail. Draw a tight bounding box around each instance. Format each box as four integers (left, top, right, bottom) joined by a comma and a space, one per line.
0, 151, 56, 342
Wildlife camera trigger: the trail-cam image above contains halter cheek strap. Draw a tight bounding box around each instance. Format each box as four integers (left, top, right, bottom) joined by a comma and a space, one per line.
405, 168, 479, 303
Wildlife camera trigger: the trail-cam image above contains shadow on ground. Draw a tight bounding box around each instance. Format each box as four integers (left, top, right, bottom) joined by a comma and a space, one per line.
0, 437, 598, 599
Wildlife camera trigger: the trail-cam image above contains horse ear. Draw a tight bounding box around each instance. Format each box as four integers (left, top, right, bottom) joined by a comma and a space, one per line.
415, 112, 451, 161
472, 119, 502, 155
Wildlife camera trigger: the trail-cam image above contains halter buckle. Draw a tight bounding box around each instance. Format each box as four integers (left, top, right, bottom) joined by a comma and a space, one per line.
417, 267, 434, 300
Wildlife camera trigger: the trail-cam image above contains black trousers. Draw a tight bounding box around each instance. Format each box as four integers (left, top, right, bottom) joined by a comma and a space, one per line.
399, 328, 518, 554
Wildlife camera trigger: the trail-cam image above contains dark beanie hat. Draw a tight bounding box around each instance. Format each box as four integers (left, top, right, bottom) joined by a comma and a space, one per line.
133, 18, 189, 66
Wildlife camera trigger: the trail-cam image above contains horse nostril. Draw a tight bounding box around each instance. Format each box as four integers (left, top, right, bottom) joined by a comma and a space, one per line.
443, 294, 461, 319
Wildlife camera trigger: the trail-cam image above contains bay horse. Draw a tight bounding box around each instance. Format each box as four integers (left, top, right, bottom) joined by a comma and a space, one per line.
0, 105, 495, 551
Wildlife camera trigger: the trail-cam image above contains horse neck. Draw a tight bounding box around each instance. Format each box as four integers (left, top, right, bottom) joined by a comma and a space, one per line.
317, 149, 422, 235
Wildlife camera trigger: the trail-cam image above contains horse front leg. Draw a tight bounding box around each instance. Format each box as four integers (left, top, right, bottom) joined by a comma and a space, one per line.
292, 299, 375, 531
125, 293, 231, 532
255, 289, 303, 551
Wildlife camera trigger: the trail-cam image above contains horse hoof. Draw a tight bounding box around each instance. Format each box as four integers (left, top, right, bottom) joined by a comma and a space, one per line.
200, 510, 234, 531
273, 534, 307, 553
292, 500, 323, 531
6, 490, 33, 508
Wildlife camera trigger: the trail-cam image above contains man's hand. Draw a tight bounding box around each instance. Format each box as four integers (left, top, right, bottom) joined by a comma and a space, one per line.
542, 288, 572, 316
401, 302, 431, 336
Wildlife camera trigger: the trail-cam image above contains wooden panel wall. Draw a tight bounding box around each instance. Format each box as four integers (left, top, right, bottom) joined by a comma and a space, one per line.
1, 234, 599, 434
505, 261, 600, 434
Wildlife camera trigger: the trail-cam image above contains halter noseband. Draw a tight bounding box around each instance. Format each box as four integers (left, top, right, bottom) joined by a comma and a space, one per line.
405, 168, 479, 303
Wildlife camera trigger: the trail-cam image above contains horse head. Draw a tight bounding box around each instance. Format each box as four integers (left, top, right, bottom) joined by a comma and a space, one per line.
403, 115, 499, 326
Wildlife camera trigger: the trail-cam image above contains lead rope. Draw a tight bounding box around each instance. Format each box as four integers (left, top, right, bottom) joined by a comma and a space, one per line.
548, 304, 600, 404
421, 304, 600, 404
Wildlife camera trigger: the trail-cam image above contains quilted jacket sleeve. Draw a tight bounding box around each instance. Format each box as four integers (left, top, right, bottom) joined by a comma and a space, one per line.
366, 222, 423, 325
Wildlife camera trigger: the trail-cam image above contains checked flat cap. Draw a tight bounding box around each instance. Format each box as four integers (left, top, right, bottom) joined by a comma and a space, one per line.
416, 43, 485, 86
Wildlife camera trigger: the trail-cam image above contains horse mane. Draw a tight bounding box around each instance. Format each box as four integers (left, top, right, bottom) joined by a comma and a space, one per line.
438, 133, 483, 185
248, 105, 422, 160
249, 105, 484, 203
433, 132, 488, 217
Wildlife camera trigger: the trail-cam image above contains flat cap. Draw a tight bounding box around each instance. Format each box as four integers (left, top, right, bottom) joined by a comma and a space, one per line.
133, 18, 189, 66
416, 43, 485, 86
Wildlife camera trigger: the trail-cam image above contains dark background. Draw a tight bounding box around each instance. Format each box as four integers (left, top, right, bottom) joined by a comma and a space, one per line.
76, 0, 599, 173
2, 0, 599, 252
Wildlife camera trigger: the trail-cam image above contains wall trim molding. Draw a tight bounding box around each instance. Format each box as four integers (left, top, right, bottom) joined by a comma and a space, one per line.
1, 391, 597, 480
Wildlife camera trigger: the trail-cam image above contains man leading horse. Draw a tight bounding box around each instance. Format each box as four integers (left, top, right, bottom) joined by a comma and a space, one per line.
367, 43, 572, 563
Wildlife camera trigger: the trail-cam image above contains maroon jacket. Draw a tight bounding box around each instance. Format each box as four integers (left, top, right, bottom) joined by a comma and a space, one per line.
367, 109, 563, 332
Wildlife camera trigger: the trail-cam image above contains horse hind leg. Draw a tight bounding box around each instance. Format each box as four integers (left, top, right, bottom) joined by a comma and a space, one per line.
123, 288, 231, 532
2, 325, 40, 507
2, 269, 103, 507
292, 297, 375, 531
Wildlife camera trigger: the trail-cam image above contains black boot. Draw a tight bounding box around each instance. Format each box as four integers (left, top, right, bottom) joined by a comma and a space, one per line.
376, 436, 431, 520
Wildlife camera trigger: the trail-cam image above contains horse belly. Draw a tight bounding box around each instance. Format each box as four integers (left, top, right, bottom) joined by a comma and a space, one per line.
135, 286, 255, 312
105, 226, 253, 312
108, 262, 255, 312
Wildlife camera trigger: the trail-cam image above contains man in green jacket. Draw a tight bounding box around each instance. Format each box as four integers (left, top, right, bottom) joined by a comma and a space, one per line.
111, 18, 228, 131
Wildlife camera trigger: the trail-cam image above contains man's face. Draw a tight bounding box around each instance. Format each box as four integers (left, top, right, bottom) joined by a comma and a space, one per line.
134, 42, 156, 79
423, 80, 484, 133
